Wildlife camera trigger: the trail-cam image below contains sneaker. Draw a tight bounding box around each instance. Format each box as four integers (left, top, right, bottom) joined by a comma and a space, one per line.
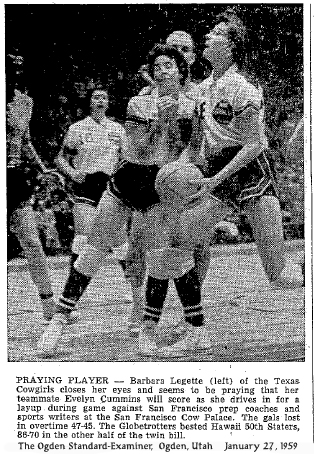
171, 320, 188, 336
42, 297, 56, 322
158, 325, 212, 358
37, 313, 67, 356
271, 263, 304, 290
138, 324, 158, 356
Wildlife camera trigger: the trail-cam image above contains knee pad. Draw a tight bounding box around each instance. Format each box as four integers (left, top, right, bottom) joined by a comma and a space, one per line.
146, 247, 195, 280
72, 235, 88, 255
75, 244, 107, 277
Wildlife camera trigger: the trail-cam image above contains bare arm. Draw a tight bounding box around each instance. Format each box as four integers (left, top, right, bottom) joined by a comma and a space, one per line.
54, 135, 86, 183
188, 107, 265, 204
55, 144, 77, 180
212, 107, 264, 185
25, 139, 47, 173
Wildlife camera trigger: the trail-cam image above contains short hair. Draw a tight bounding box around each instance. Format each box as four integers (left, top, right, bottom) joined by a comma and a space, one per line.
215, 12, 247, 68
146, 44, 189, 85
79, 84, 109, 116
86, 84, 109, 100
166, 30, 194, 49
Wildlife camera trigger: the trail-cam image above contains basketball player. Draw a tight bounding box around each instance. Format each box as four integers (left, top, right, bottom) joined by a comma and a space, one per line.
125, 30, 211, 336
141, 14, 303, 358
139, 30, 197, 96
53, 86, 129, 317
7, 56, 58, 322
38, 45, 209, 356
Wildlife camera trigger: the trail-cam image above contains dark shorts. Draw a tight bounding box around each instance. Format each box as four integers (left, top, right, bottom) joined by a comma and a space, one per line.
201, 147, 279, 210
73, 172, 110, 207
108, 160, 160, 212
7, 167, 35, 218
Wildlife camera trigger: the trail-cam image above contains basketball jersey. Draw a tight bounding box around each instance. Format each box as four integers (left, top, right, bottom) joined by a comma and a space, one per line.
64, 116, 126, 175
125, 92, 195, 166
197, 65, 268, 159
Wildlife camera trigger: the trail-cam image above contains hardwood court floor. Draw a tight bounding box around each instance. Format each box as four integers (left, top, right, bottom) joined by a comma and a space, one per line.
7, 243, 305, 362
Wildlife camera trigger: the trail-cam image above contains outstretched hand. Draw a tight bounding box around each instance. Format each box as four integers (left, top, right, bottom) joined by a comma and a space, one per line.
185, 177, 220, 208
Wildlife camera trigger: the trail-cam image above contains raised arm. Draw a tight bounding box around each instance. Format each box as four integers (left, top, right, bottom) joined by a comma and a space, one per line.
124, 96, 178, 164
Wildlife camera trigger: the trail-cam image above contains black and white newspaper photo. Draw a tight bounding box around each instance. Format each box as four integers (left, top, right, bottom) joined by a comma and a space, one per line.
3, 1, 313, 453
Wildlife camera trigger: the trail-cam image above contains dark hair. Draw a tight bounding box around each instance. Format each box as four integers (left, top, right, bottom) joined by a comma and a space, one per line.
146, 44, 189, 85
80, 84, 109, 115
86, 84, 109, 102
215, 12, 247, 68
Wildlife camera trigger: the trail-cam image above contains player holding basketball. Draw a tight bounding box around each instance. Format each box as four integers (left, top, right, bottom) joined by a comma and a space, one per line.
189, 14, 305, 290
38, 44, 207, 355
54, 86, 128, 322
142, 14, 304, 358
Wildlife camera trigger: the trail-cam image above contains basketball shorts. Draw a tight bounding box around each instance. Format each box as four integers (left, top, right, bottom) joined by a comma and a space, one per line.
73, 172, 110, 207
108, 160, 160, 212
201, 147, 279, 210
7, 167, 35, 219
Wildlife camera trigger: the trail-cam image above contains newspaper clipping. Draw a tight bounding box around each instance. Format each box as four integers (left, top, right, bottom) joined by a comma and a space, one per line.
4, 2, 313, 453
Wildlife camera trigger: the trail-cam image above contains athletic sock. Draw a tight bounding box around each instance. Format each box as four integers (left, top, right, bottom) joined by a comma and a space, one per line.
144, 276, 169, 324
55, 265, 91, 315
174, 268, 203, 327
39, 292, 54, 301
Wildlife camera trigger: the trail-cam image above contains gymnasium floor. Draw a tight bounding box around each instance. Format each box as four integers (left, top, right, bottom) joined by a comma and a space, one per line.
7, 241, 305, 362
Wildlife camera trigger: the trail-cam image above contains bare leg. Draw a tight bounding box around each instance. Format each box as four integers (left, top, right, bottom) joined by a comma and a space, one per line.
245, 196, 285, 282
38, 192, 132, 354
13, 206, 54, 320
245, 195, 303, 288
14, 206, 52, 296
180, 198, 229, 286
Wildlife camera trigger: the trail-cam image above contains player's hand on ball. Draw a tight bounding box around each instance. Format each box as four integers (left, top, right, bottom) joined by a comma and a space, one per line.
186, 177, 219, 207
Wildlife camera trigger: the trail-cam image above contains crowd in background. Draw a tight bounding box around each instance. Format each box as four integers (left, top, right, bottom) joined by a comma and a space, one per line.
8, 75, 304, 260
7, 5, 304, 259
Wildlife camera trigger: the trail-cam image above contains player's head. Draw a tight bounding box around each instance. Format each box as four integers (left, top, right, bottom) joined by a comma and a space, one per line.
166, 31, 195, 67
85, 84, 109, 117
147, 44, 189, 89
89, 88, 109, 112
204, 14, 247, 69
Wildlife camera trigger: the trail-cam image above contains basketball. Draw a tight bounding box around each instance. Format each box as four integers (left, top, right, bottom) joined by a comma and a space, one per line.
155, 161, 204, 206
